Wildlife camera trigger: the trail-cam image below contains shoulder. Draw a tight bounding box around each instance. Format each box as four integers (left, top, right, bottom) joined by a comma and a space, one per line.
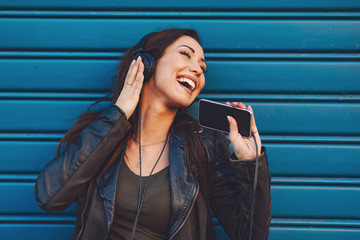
201, 127, 231, 160
201, 126, 228, 145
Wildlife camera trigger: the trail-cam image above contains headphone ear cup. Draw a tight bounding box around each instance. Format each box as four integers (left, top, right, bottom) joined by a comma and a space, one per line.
138, 52, 155, 82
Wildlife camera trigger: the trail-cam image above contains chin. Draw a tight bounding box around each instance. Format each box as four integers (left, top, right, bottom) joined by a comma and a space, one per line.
163, 87, 200, 109
173, 96, 197, 109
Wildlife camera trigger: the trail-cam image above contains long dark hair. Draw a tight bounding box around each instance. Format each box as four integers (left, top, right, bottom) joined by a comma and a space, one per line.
57, 28, 207, 187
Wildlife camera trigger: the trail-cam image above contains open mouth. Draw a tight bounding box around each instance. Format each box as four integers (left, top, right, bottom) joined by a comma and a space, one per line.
177, 77, 196, 92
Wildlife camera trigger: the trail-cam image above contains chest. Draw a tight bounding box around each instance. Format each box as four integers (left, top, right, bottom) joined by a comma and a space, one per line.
124, 138, 170, 176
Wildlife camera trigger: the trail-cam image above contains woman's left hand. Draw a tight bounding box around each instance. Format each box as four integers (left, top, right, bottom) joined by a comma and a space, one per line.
227, 102, 262, 160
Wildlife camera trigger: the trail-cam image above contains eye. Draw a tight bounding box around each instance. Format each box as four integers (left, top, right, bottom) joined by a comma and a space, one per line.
180, 51, 191, 58
201, 66, 208, 74
180, 50, 207, 74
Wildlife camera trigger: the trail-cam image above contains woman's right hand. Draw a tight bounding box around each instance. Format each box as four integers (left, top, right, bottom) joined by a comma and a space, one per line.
115, 56, 145, 119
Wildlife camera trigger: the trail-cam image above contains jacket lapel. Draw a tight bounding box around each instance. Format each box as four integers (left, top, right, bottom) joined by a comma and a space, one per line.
97, 147, 124, 226
168, 131, 199, 238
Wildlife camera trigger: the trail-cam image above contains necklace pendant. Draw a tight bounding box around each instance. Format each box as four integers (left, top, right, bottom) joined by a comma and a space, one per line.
137, 146, 145, 168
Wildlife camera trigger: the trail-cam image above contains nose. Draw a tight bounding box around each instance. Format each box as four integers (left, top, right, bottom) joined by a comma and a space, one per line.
189, 63, 202, 77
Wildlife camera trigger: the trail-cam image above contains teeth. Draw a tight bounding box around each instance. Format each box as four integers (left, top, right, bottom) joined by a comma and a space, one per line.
177, 78, 195, 91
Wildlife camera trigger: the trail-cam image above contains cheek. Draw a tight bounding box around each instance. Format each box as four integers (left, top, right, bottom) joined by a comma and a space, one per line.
198, 78, 206, 91
153, 64, 172, 85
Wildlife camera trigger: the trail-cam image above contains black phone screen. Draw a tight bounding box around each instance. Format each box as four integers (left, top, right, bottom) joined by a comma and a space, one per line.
198, 99, 252, 137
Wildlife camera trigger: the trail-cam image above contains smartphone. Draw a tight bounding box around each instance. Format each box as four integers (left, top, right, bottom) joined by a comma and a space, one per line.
198, 99, 252, 138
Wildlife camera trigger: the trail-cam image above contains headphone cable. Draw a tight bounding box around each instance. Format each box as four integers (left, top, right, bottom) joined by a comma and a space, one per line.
248, 134, 259, 240
130, 89, 170, 240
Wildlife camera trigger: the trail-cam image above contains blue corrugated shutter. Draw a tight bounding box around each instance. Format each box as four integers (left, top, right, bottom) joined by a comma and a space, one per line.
1, 1, 359, 239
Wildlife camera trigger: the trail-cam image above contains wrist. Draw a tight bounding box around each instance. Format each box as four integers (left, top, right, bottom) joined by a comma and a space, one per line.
112, 104, 128, 120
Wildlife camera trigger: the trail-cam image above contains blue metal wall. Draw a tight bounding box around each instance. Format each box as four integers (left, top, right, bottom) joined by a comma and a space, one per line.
1, 1, 360, 239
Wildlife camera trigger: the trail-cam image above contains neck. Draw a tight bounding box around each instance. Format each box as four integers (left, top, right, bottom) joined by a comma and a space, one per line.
134, 89, 177, 145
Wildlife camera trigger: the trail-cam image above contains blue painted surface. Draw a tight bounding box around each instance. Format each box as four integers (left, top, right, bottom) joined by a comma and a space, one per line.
0, 1, 359, 239
1, 19, 359, 52
2, 60, 360, 93
1, 0, 360, 10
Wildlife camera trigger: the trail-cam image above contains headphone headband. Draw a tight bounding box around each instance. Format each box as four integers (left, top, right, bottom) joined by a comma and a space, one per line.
132, 33, 155, 82
132, 33, 152, 55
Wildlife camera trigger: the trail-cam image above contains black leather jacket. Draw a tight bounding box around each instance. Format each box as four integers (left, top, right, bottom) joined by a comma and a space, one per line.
35, 105, 271, 240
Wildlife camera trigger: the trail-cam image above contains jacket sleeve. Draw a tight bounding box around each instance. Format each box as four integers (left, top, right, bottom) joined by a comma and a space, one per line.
35, 105, 131, 212
208, 131, 271, 240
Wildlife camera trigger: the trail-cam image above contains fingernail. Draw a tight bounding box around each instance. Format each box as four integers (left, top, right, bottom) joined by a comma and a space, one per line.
131, 59, 136, 64
227, 116, 232, 123
137, 56, 141, 61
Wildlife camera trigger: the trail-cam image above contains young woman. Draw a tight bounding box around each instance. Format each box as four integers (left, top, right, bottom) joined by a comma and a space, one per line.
35, 28, 271, 240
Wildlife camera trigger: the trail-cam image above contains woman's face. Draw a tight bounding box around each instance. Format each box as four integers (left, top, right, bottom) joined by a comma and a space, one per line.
146, 35, 207, 109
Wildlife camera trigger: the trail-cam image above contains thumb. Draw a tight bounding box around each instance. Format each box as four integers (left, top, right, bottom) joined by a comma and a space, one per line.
227, 116, 241, 140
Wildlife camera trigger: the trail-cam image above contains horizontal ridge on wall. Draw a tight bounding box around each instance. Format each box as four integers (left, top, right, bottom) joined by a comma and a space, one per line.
2, 174, 360, 186
1, 19, 359, 52
0, 216, 75, 223
1, 134, 359, 144
0, 224, 359, 240
0, 225, 359, 240
0, 0, 359, 11
1, 93, 360, 102
1, 52, 360, 60
3, 216, 360, 227
1, 11, 360, 19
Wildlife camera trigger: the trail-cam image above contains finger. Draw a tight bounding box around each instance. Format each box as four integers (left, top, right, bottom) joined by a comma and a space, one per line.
125, 57, 141, 85
248, 105, 258, 134
238, 102, 246, 109
248, 105, 261, 153
231, 102, 246, 109
124, 59, 137, 83
227, 115, 243, 142
124, 61, 138, 87
133, 62, 145, 89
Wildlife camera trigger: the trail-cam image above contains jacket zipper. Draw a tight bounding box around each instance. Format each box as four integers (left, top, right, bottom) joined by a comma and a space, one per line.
76, 180, 94, 240
169, 186, 199, 239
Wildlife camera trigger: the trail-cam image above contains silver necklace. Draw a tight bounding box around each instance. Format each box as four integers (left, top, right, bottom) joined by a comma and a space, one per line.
130, 135, 167, 167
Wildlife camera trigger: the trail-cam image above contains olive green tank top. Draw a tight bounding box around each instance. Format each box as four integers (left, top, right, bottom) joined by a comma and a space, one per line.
109, 160, 171, 240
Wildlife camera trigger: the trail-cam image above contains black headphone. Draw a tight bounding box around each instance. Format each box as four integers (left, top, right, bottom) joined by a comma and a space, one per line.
132, 33, 155, 82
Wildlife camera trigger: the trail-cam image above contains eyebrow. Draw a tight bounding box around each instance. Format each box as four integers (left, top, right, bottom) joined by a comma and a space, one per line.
179, 44, 207, 65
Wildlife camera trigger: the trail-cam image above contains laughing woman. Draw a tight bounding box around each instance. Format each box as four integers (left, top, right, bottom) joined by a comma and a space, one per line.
35, 28, 271, 240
